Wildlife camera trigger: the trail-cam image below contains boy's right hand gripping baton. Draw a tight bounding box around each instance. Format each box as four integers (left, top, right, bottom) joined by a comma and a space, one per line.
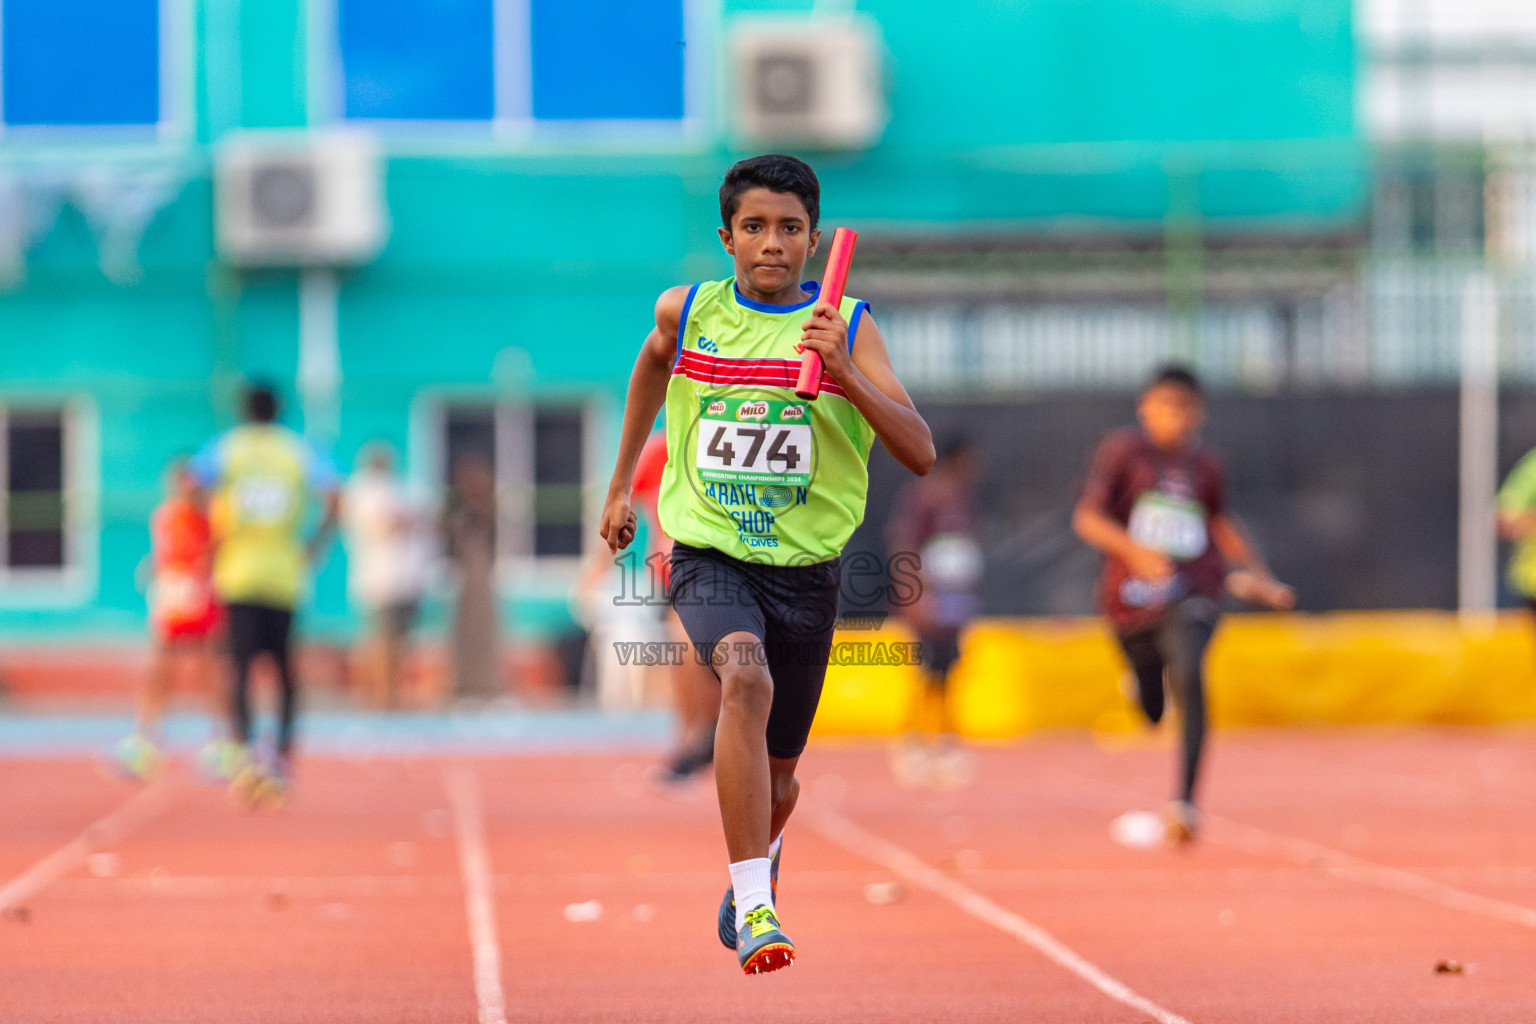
794, 227, 859, 401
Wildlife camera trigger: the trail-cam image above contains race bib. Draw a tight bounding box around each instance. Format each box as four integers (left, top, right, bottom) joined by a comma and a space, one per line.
696, 397, 812, 486
151, 569, 213, 622
921, 533, 983, 593
233, 476, 297, 524
1127, 491, 1208, 561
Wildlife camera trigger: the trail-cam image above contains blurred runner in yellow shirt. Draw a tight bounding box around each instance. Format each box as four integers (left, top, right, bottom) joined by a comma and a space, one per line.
1498, 449, 1536, 612
190, 384, 340, 805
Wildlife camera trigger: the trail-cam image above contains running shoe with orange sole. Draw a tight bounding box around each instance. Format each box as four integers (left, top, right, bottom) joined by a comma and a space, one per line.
736, 905, 794, 975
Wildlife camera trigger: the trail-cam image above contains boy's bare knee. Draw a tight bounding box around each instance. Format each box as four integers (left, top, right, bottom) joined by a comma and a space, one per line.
720, 663, 773, 722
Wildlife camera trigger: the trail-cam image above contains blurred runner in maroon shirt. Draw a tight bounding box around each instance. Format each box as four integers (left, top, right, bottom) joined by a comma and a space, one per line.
887, 435, 983, 789
1073, 365, 1293, 842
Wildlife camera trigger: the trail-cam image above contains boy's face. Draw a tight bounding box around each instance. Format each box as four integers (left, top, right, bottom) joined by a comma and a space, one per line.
1137, 383, 1204, 451
718, 188, 820, 297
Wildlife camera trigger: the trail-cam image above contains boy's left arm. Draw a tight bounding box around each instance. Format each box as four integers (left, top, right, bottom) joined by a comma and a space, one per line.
799, 303, 935, 476
1202, 458, 1294, 611
1210, 516, 1295, 610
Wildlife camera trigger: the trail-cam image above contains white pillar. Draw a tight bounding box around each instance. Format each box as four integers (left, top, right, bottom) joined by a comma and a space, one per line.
298, 267, 341, 446
1458, 268, 1499, 619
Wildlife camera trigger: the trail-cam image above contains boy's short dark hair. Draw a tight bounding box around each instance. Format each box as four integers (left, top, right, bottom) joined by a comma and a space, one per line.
1144, 364, 1204, 397
719, 154, 820, 231
245, 384, 279, 423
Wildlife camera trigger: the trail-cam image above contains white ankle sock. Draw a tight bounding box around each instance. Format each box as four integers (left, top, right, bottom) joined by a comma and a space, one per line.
768, 833, 782, 860
729, 857, 774, 935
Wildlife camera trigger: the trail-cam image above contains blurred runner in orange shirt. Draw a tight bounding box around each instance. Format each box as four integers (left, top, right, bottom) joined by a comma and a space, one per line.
633, 430, 720, 783
111, 458, 223, 782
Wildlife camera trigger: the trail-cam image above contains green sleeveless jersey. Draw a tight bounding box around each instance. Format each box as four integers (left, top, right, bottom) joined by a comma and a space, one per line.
656, 277, 875, 565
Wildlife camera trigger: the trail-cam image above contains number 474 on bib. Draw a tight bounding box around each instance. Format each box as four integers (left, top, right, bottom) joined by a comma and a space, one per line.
695, 398, 812, 487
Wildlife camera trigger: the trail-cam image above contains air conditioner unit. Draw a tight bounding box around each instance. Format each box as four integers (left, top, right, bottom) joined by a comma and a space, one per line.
732, 17, 887, 151
215, 133, 387, 268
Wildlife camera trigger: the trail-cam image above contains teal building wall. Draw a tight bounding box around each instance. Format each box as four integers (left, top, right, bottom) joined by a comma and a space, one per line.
0, 0, 1360, 643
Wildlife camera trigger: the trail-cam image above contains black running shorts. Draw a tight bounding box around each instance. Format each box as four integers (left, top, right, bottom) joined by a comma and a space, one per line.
668, 542, 842, 760
226, 601, 294, 661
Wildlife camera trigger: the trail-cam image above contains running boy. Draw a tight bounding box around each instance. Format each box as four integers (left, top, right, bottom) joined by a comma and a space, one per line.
600, 154, 934, 974
112, 457, 222, 781
886, 434, 984, 789
1072, 366, 1293, 843
192, 384, 340, 804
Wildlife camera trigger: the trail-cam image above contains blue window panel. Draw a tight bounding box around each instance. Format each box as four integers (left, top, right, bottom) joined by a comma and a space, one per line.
531, 0, 685, 120
340, 0, 494, 120
2, 0, 159, 126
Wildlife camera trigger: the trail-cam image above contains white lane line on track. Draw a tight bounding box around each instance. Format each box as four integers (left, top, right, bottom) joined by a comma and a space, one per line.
52, 864, 1334, 898
445, 766, 509, 1024
0, 777, 177, 913
812, 808, 1194, 1024
1054, 768, 1536, 932
1207, 816, 1536, 930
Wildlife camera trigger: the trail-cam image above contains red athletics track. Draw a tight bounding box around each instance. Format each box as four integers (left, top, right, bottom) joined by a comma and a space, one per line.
2, 729, 1535, 1022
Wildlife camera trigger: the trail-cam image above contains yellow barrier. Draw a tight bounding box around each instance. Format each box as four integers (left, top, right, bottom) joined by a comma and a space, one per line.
810, 612, 1536, 738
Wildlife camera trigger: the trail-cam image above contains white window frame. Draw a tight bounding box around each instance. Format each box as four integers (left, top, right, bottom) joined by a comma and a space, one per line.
0, 396, 100, 606
0, 0, 194, 143
312, 0, 714, 145
411, 389, 606, 598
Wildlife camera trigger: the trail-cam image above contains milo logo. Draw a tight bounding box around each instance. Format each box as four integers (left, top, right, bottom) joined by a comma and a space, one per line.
736, 401, 769, 421
706, 400, 727, 416
780, 404, 806, 422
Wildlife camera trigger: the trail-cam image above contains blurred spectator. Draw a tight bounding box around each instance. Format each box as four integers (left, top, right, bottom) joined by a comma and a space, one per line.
343, 442, 431, 709
446, 454, 501, 701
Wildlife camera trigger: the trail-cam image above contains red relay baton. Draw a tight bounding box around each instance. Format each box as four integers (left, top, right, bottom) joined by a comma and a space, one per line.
794, 227, 858, 400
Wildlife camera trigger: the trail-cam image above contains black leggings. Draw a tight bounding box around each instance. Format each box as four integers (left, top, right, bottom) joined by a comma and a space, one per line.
1116, 597, 1219, 805
225, 602, 297, 755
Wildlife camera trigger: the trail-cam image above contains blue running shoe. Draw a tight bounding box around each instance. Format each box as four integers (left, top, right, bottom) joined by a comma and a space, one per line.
197, 739, 249, 784
108, 734, 164, 783
717, 839, 782, 949
736, 905, 794, 975
717, 887, 736, 950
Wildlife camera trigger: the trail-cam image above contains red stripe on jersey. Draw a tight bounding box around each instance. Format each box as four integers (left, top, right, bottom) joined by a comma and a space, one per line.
677, 350, 797, 369
672, 350, 848, 398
